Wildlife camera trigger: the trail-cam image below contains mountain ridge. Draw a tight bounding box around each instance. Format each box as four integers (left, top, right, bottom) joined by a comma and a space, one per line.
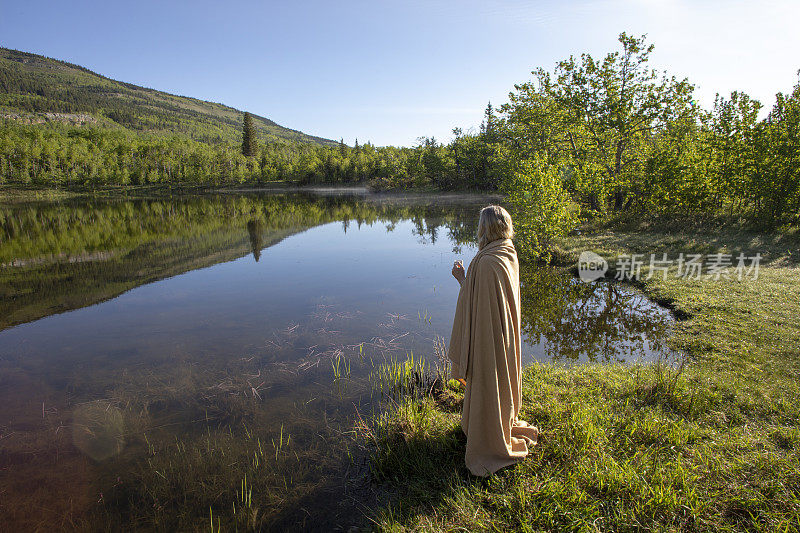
0, 47, 336, 146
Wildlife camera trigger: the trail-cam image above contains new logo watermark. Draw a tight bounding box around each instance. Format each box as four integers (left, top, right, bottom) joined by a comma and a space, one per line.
577, 251, 762, 282
578, 251, 608, 282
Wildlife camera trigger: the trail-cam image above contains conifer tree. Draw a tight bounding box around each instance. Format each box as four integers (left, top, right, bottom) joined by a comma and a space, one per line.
480, 102, 496, 141
241, 112, 258, 157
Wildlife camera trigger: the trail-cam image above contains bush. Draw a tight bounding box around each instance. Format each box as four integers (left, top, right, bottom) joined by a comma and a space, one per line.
504, 157, 579, 262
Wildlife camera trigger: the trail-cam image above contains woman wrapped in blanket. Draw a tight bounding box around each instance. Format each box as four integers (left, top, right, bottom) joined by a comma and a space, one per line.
449, 205, 538, 476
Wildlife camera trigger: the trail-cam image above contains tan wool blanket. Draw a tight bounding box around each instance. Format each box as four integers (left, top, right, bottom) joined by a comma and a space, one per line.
448, 238, 538, 476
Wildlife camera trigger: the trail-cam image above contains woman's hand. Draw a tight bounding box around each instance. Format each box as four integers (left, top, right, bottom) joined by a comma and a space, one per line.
452, 261, 465, 285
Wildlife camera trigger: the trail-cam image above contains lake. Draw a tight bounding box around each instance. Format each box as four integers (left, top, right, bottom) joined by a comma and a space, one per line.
0, 190, 676, 530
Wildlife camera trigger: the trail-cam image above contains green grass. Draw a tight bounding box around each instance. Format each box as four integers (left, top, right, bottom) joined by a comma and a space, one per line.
362, 222, 800, 531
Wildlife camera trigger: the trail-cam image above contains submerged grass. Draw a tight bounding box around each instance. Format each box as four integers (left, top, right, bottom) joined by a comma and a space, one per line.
0, 345, 377, 531
95, 417, 360, 531
362, 224, 800, 531
83, 363, 379, 531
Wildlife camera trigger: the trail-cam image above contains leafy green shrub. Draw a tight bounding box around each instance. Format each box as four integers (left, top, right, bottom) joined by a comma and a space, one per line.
505, 157, 579, 262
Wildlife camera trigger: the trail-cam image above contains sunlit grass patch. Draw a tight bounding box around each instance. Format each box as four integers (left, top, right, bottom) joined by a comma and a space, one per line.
367, 361, 800, 531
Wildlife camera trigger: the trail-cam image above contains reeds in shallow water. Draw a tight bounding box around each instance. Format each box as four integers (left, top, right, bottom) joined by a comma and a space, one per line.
370, 351, 432, 402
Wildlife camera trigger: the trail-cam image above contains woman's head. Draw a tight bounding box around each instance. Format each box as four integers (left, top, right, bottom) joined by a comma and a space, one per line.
477, 205, 514, 249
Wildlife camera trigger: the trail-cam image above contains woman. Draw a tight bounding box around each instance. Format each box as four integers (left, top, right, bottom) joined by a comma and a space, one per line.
448, 205, 538, 476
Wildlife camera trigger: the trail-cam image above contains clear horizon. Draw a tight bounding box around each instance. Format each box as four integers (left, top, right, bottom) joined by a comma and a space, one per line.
2, 0, 798, 147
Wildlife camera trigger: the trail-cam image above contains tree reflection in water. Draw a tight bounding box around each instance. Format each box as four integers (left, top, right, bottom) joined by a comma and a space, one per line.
246, 219, 266, 262
520, 266, 675, 363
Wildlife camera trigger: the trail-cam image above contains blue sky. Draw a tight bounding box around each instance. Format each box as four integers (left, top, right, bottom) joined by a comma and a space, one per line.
1, 0, 798, 146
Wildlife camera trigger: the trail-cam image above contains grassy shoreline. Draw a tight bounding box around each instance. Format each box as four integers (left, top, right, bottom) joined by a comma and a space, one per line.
362, 223, 800, 531
0, 183, 300, 203
0, 183, 492, 205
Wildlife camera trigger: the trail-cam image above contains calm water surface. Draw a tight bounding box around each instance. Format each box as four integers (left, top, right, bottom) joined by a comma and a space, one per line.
0, 191, 675, 530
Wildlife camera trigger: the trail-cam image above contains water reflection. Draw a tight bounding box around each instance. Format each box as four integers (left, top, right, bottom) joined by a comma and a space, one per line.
0, 191, 676, 530
247, 219, 267, 262
520, 267, 675, 363
0, 193, 480, 331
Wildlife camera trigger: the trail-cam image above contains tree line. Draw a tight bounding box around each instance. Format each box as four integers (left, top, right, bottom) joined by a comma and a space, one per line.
1, 34, 798, 230
500, 33, 799, 232
0, 120, 502, 190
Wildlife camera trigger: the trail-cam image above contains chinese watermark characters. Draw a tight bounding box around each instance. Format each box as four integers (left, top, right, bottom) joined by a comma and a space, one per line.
579, 252, 761, 282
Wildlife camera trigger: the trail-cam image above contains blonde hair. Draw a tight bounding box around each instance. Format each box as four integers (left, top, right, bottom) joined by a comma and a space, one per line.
477, 205, 514, 249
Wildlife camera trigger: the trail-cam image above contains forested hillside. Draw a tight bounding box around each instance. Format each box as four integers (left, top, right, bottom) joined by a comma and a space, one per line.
0, 47, 334, 145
